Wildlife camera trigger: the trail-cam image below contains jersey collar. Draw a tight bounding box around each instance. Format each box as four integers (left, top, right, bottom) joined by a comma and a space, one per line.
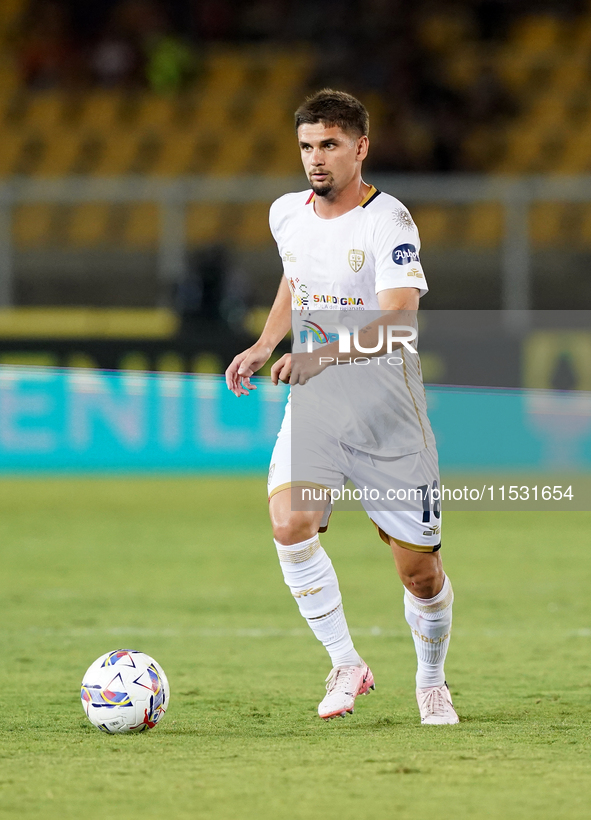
305, 185, 380, 208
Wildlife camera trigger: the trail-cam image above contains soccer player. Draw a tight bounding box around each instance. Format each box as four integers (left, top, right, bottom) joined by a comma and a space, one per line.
225, 90, 458, 725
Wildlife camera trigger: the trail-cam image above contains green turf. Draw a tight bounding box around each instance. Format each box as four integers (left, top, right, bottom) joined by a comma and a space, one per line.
0, 476, 590, 820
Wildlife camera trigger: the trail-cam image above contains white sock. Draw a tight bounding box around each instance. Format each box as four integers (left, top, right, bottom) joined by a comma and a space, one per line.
404, 575, 453, 689
275, 535, 362, 668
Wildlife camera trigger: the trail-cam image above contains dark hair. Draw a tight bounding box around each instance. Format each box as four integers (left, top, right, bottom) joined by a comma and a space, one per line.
294, 89, 369, 137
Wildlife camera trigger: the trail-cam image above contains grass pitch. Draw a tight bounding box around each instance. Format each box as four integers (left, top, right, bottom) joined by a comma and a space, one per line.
0, 476, 590, 820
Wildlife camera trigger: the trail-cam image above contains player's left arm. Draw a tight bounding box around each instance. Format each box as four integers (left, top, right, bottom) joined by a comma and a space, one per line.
376, 286, 420, 311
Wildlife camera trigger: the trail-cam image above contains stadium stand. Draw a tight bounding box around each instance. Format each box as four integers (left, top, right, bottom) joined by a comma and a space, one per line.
2, 1, 591, 266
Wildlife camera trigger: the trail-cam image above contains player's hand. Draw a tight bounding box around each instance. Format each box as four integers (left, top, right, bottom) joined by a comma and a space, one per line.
270, 354, 292, 385
288, 351, 329, 385
225, 344, 272, 396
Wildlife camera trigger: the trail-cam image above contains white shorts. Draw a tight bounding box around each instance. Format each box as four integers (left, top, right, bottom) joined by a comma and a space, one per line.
268, 402, 442, 553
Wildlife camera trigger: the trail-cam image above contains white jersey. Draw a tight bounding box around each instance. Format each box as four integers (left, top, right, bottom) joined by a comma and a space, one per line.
269, 185, 435, 457
269, 185, 428, 312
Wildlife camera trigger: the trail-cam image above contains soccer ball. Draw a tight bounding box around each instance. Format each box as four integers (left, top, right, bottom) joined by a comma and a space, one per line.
81, 649, 170, 733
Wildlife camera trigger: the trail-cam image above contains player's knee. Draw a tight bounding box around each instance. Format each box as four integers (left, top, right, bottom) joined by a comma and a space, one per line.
271, 512, 318, 546
400, 564, 444, 599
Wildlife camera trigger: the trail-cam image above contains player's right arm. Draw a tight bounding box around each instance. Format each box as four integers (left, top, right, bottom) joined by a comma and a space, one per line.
225, 275, 292, 396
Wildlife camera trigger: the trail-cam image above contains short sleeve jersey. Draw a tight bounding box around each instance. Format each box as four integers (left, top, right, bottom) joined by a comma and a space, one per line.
269, 186, 434, 457
269, 185, 428, 312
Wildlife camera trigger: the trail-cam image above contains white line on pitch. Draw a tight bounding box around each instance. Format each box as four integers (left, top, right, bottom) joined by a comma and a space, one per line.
19, 626, 591, 639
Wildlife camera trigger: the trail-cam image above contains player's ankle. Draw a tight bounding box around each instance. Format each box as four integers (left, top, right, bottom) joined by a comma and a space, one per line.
329, 650, 363, 668
416, 664, 445, 689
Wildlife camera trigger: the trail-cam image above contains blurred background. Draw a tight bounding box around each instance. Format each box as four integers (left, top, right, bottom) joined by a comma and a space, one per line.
3, 10, 591, 818
0, 0, 590, 379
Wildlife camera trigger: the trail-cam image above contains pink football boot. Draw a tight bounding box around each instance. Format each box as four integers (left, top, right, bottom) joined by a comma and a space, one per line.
318, 662, 375, 720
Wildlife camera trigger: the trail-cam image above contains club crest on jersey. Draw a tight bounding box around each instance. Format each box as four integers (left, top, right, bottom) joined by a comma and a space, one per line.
348, 249, 365, 272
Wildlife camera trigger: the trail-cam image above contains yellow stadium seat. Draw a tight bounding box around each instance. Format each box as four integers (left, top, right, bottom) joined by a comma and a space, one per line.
133, 95, 177, 130
575, 108, 591, 132
13, 204, 53, 246
553, 123, 591, 172
256, 121, 303, 176
0, 63, 18, 95
496, 122, 549, 172
511, 15, 563, 53
195, 51, 250, 126
571, 18, 591, 49
465, 203, 503, 248
411, 206, 451, 246
78, 91, 124, 131
92, 129, 143, 175
151, 131, 199, 176
530, 202, 566, 247
262, 52, 309, 94
492, 8, 591, 176
551, 57, 588, 94
524, 93, 567, 128
0, 88, 17, 126
578, 204, 591, 247
0, 129, 24, 176
0, 0, 27, 29
24, 92, 67, 130
36, 129, 83, 176
445, 49, 479, 90
125, 203, 159, 247
186, 203, 224, 244
209, 126, 260, 176
234, 202, 273, 247
245, 119, 297, 171
248, 53, 308, 132
68, 203, 112, 246
496, 49, 537, 93
246, 92, 289, 132
194, 91, 235, 126
419, 13, 471, 53
462, 125, 497, 169
189, 129, 224, 174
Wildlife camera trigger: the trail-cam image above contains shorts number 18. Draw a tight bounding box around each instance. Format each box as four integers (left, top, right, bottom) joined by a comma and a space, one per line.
417, 481, 440, 523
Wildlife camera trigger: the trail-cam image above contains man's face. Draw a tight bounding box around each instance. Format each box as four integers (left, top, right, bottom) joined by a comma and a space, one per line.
297, 123, 368, 199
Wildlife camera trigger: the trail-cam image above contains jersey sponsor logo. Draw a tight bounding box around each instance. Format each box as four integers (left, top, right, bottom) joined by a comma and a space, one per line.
348, 249, 365, 272
282, 250, 297, 262
313, 294, 365, 306
392, 243, 420, 265
393, 209, 414, 229
407, 267, 424, 279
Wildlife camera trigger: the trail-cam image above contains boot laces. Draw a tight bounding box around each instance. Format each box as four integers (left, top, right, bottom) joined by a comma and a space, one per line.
422, 686, 448, 715
325, 666, 357, 695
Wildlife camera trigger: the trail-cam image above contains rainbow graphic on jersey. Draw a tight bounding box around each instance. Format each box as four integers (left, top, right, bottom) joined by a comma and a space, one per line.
300, 320, 339, 346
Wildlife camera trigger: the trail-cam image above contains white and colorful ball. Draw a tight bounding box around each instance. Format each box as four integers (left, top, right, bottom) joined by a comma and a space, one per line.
81, 649, 170, 733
